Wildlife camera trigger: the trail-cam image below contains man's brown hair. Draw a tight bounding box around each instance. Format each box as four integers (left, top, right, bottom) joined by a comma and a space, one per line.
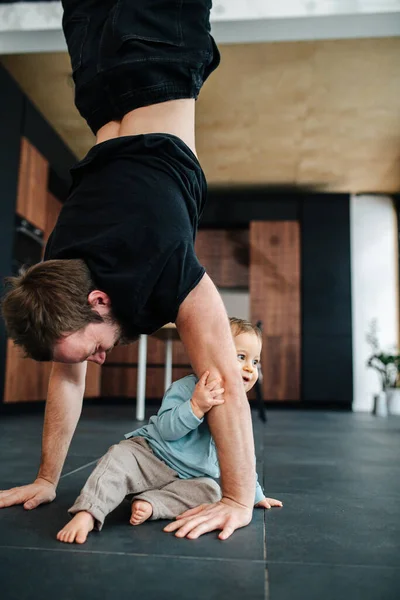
1, 259, 104, 361
229, 317, 262, 342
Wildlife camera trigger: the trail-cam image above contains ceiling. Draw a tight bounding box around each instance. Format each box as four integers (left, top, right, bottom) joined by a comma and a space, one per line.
2, 36, 400, 193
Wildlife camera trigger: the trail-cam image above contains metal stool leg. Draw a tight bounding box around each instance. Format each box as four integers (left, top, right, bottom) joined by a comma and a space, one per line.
164, 336, 173, 391
136, 334, 147, 421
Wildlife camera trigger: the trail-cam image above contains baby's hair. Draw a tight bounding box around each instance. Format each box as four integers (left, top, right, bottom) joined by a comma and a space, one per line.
229, 317, 262, 342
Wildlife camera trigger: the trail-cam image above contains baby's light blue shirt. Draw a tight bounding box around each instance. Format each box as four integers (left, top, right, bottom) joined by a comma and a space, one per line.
125, 374, 265, 505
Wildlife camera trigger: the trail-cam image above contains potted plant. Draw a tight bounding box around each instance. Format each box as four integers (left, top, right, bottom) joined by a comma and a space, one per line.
366, 320, 400, 415
386, 360, 400, 415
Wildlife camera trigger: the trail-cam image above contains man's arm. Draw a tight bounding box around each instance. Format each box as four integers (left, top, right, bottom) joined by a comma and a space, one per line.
0, 362, 86, 510
168, 273, 256, 539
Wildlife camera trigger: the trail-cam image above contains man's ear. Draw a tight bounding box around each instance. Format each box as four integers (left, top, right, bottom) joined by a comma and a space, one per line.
87, 290, 112, 310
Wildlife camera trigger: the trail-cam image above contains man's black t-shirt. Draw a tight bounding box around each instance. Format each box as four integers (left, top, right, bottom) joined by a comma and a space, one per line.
44, 134, 207, 338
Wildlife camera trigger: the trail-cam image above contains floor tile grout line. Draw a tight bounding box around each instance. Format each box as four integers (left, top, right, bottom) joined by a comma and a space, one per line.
266, 559, 400, 570
60, 460, 98, 479
0, 544, 265, 564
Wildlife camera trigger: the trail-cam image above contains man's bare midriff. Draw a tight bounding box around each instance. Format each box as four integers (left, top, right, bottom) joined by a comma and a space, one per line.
95, 99, 197, 156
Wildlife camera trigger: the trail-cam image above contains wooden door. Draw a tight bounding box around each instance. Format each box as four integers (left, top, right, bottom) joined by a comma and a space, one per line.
250, 221, 301, 401
195, 229, 249, 288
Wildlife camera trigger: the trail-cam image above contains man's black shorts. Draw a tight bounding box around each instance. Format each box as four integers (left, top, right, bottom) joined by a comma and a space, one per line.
62, 0, 220, 134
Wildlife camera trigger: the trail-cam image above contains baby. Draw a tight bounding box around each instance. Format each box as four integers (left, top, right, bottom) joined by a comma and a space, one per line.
57, 317, 282, 544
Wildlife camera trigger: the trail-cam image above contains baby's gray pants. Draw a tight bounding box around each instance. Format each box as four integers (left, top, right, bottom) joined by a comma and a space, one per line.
68, 437, 221, 530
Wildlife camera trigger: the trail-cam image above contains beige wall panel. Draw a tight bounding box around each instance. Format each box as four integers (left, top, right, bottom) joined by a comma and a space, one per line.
2, 37, 399, 192
196, 38, 400, 192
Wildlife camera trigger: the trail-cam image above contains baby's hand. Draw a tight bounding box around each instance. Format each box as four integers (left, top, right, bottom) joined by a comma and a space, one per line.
255, 497, 283, 510
191, 371, 225, 419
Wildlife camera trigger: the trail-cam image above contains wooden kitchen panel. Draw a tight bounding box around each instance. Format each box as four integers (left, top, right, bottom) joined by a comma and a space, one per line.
4, 340, 102, 402
261, 335, 301, 401
16, 137, 49, 231
4, 340, 52, 403
173, 339, 191, 366
195, 229, 249, 288
105, 342, 138, 364
105, 337, 167, 365
101, 366, 137, 398
101, 366, 193, 400
85, 363, 101, 397
250, 221, 301, 401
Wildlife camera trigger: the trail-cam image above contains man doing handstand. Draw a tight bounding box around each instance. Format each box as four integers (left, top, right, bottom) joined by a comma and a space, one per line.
1, 0, 256, 540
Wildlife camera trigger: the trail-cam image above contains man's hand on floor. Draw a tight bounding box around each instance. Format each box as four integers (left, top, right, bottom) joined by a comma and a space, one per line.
0, 477, 56, 510
163, 497, 253, 540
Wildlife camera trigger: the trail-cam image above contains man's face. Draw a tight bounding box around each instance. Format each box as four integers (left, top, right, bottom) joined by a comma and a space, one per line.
234, 331, 262, 393
52, 289, 122, 365
52, 320, 121, 365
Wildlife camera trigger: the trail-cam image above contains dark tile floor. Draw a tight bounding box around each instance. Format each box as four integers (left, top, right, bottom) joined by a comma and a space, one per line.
0, 405, 399, 599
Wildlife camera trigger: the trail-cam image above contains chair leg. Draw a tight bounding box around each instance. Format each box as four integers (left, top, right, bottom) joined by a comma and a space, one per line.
254, 378, 267, 422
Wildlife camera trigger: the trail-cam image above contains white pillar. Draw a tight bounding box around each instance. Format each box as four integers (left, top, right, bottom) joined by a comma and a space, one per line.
164, 337, 173, 391
350, 194, 399, 412
136, 334, 147, 421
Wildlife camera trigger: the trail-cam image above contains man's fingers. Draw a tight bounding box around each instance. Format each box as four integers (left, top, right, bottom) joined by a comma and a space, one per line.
165, 501, 252, 540
186, 516, 226, 540
24, 497, 41, 510
218, 525, 235, 541
164, 517, 192, 533
175, 504, 208, 520
0, 490, 25, 508
164, 512, 210, 536
174, 514, 212, 538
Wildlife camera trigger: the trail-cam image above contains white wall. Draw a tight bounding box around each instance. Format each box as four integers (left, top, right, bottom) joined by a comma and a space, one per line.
351, 194, 399, 412
2, 1, 400, 54
219, 290, 250, 321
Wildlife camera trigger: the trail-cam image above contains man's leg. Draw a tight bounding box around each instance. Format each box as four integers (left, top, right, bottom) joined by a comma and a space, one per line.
62, 0, 219, 138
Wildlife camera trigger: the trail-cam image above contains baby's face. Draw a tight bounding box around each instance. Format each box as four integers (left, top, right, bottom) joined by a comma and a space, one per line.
233, 332, 262, 393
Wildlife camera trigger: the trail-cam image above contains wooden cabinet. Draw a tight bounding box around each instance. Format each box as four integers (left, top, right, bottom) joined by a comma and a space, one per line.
4, 340, 52, 403
195, 229, 249, 288
4, 144, 101, 402
250, 221, 301, 401
101, 337, 192, 400
4, 342, 102, 403
85, 363, 101, 398
16, 137, 49, 230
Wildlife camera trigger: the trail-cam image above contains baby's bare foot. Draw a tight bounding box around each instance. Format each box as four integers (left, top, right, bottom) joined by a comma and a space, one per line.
57, 511, 95, 544
130, 500, 153, 525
